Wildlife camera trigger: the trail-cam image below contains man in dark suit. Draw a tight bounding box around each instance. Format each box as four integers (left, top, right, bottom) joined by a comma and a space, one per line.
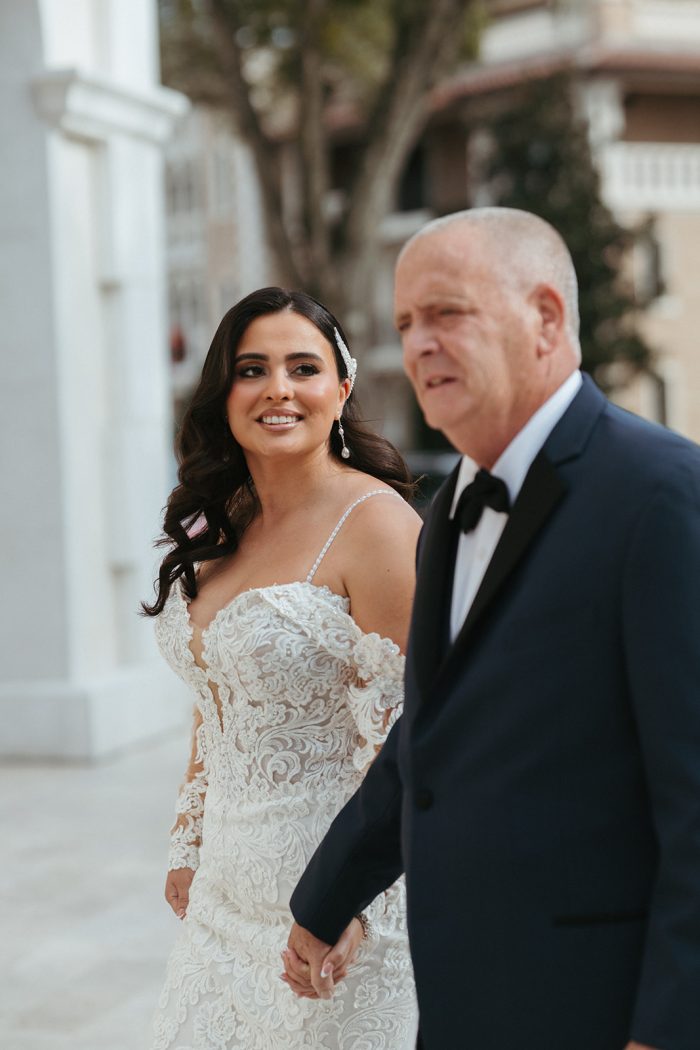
284, 208, 700, 1049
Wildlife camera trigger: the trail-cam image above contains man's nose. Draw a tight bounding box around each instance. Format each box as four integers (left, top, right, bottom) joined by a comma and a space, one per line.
402, 323, 439, 362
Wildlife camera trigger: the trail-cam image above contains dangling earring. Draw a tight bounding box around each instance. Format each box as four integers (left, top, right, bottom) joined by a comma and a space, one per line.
337, 418, 350, 459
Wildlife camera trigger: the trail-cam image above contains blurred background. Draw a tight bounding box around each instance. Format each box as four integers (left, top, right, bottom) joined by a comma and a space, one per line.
2, 0, 699, 1046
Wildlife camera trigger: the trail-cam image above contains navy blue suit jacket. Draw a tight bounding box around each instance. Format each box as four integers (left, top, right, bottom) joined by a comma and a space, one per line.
291, 376, 700, 1050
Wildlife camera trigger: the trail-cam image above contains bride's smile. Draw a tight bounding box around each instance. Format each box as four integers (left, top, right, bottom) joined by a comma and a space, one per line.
226, 310, 349, 463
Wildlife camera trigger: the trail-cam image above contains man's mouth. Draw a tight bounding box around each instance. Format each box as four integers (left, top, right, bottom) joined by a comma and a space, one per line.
425, 376, 454, 389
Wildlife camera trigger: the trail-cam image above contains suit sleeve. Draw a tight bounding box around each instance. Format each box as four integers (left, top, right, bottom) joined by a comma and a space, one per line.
623, 457, 700, 1049
290, 712, 405, 945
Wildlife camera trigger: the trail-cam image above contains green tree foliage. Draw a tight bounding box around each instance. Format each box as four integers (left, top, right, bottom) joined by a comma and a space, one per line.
478, 72, 654, 384
158, 0, 478, 345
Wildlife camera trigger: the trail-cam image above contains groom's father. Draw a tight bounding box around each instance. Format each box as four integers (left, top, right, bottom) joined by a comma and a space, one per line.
287, 209, 700, 1050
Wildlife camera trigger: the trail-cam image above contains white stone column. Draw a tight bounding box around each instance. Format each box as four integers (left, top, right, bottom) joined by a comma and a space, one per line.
0, 0, 190, 758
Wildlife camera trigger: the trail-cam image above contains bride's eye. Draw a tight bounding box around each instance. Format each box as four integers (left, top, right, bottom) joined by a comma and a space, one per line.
236, 364, 265, 378
293, 363, 320, 377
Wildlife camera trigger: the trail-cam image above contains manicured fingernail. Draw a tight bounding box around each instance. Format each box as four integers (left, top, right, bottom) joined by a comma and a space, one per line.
177, 910, 185, 919
320, 963, 332, 978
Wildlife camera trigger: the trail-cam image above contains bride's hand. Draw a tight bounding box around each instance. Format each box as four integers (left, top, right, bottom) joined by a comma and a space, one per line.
165, 867, 194, 919
282, 919, 363, 999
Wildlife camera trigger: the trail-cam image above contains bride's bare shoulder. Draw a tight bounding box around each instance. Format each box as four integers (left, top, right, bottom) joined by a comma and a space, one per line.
340, 475, 421, 560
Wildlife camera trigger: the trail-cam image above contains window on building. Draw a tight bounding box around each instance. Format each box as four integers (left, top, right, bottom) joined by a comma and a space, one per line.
650, 372, 668, 428
330, 141, 363, 197
170, 283, 183, 327
218, 280, 239, 317
633, 220, 665, 306
165, 167, 177, 215
186, 162, 196, 213
214, 148, 234, 215
397, 146, 426, 212
189, 281, 203, 330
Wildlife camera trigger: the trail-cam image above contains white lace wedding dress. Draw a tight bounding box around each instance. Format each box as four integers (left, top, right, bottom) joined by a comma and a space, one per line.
150, 491, 417, 1050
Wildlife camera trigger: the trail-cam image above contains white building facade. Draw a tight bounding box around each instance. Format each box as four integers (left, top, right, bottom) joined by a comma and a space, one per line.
164, 106, 269, 416
0, 0, 190, 759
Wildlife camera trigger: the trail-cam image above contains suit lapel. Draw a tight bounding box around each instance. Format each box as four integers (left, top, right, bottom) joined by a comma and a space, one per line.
445, 452, 566, 668
410, 465, 460, 701
431, 374, 607, 696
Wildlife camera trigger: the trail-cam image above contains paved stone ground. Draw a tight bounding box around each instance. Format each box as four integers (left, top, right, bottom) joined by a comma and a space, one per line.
1, 731, 190, 1050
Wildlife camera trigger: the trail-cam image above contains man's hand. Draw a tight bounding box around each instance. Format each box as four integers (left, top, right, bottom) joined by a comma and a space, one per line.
164, 867, 194, 919
282, 920, 363, 1000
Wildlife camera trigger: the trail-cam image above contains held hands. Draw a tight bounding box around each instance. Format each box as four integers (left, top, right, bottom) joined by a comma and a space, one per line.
165, 867, 195, 919
281, 920, 363, 1000
279, 932, 664, 1046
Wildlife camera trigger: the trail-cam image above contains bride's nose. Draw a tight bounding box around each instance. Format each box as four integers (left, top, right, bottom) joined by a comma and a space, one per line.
264, 367, 294, 401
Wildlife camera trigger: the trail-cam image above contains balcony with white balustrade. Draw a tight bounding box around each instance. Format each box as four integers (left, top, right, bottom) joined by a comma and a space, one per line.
600, 141, 700, 211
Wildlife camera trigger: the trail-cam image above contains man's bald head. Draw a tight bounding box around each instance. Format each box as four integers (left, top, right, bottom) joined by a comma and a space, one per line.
401, 207, 581, 358
395, 206, 582, 464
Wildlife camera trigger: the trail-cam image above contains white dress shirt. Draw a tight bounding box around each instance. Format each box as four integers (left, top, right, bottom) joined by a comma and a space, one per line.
448, 370, 583, 641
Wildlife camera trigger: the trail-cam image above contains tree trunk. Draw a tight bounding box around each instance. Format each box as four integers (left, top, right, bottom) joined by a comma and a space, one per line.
177, 0, 474, 349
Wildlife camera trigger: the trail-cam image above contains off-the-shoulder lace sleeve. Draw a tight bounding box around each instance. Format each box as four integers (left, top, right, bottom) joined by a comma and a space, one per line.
168, 706, 207, 871
347, 632, 405, 773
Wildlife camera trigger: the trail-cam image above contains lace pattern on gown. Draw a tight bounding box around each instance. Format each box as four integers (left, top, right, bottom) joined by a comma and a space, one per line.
151, 490, 417, 1049
168, 708, 207, 872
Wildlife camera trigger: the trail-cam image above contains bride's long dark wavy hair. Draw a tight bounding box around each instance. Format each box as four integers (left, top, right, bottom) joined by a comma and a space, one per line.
143, 287, 415, 616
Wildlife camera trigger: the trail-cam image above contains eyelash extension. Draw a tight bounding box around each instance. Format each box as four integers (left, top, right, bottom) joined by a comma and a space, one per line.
235, 362, 321, 379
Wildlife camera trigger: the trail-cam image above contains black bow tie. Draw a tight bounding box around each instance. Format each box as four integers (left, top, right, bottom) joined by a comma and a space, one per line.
454, 468, 511, 533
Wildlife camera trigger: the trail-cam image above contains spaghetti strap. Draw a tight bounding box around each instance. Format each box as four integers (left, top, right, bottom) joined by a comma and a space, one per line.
305, 489, 403, 583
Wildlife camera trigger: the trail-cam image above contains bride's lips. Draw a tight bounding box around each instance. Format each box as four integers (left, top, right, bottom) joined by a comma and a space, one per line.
257, 412, 303, 430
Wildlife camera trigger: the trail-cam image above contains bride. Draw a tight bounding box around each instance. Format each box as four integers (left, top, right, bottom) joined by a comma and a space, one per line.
144, 287, 421, 1049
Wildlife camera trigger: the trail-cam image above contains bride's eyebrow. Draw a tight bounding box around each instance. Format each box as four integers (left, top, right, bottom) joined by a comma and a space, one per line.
235, 352, 325, 363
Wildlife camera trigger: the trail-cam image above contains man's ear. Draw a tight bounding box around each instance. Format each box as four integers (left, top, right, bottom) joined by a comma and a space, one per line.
531, 283, 566, 357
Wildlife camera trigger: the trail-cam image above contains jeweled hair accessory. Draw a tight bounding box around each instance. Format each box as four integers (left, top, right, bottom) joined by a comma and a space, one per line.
334, 327, 357, 393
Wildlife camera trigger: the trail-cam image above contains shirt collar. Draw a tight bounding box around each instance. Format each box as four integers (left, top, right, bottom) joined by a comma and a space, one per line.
449, 370, 582, 518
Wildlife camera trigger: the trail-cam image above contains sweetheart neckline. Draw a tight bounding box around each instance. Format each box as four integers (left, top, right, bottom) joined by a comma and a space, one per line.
176, 579, 351, 638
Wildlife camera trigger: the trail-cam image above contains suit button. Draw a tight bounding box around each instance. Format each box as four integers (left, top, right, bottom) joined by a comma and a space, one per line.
415, 788, 433, 810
